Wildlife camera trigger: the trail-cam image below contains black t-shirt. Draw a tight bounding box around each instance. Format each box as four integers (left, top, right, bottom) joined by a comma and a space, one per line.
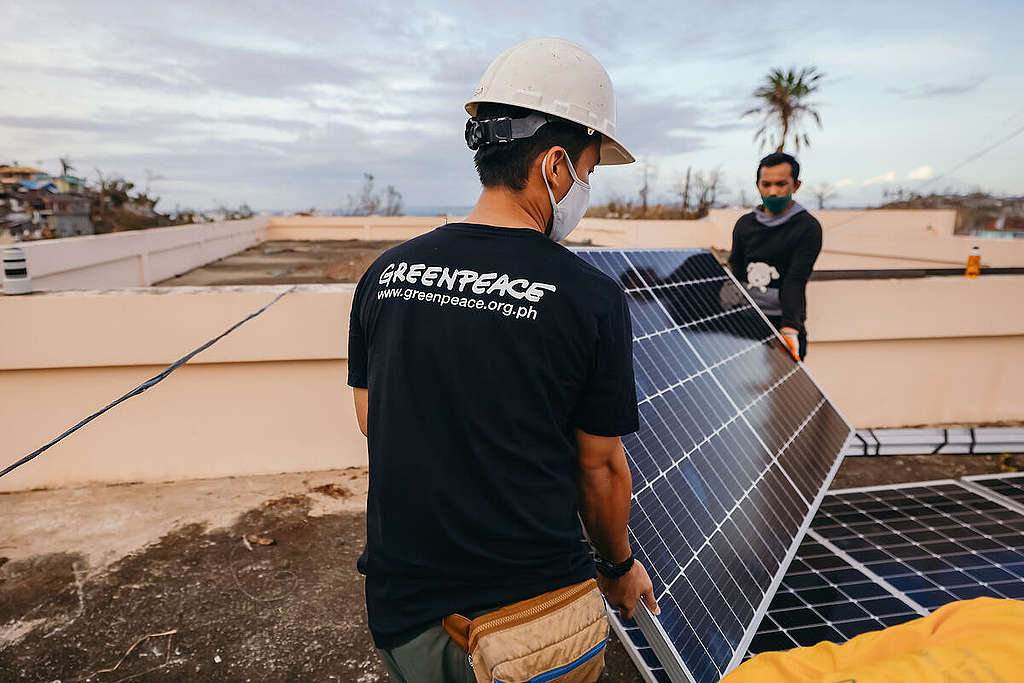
348, 223, 639, 648
728, 209, 822, 330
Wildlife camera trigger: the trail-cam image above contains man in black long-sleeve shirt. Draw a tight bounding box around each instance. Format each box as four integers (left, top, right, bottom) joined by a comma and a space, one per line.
728, 152, 822, 360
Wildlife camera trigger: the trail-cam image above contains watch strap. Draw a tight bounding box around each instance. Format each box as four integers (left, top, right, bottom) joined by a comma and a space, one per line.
595, 553, 635, 579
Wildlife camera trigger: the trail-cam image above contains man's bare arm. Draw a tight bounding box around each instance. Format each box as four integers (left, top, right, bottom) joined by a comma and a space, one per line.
577, 430, 632, 561
576, 429, 659, 619
353, 388, 368, 437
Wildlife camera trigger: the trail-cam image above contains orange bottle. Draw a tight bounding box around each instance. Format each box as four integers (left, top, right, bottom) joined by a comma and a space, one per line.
965, 246, 981, 279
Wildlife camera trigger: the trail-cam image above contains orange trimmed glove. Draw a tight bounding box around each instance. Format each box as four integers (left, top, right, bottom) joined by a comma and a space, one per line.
780, 327, 800, 361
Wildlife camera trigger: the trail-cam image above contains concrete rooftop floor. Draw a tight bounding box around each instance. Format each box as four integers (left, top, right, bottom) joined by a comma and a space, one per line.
154, 240, 402, 287
0, 454, 1015, 681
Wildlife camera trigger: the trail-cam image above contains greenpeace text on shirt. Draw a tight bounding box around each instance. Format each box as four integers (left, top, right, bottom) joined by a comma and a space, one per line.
378, 262, 557, 303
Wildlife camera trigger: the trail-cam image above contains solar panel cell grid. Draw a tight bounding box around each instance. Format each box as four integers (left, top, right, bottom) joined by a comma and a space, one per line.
746, 539, 921, 656
814, 484, 1024, 605
748, 480, 1024, 666
574, 249, 852, 682
965, 473, 1024, 507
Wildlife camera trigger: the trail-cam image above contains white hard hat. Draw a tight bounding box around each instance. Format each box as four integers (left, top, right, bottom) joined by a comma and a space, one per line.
465, 37, 634, 165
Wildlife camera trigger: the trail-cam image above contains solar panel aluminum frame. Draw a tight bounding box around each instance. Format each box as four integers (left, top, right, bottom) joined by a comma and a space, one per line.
613, 606, 692, 682
573, 248, 855, 682
825, 478, 968, 496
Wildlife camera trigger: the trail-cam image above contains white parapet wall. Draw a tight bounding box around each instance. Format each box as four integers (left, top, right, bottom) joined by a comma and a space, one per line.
0, 285, 362, 492
804, 275, 1024, 428
15, 217, 269, 291
9, 211, 1024, 293
265, 215, 446, 242
2, 275, 1022, 491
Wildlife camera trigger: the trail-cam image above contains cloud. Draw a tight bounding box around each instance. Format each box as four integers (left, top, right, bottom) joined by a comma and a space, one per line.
863, 171, 896, 186
0, 112, 317, 136
832, 178, 854, 188
2, 1, 1018, 210
906, 165, 933, 180
612, 93, 751, 156
6, 34, 370, 100
884, 77, 986, 99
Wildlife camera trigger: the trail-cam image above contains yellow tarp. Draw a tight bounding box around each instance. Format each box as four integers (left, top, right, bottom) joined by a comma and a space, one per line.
722, 597, 1024, 683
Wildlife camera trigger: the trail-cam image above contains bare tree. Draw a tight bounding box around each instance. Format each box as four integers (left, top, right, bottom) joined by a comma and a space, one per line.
734, 183, 752, 209
637, 159, 656, 218
693, 167, 727, 216
678, 166, 693, 213
215, 202, 254, 221
345, 173, 384, 216
811, 182, 838, 210
144, 169, 166, 196
94, 169, 135, 207
59, 155, 74, 177
384, 185, 403, 216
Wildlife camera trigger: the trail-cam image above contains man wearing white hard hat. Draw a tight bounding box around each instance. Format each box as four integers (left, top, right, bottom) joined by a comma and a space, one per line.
348, 37, 657, 682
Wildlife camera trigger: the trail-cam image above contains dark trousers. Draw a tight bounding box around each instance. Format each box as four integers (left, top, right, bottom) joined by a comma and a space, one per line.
377, 623, 475, 683
766, 316, 808, 360
376, 605, 497, 683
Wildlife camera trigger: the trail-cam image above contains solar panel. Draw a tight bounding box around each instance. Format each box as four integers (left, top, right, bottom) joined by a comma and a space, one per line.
747, 537, 923, 656
572, 248, 853, 683
962, 472, 1024, 512
750, 479, 1024, 656
812, 481, 1024, 607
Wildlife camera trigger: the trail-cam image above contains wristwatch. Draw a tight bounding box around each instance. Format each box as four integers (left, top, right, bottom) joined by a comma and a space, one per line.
595, 552, 635, 579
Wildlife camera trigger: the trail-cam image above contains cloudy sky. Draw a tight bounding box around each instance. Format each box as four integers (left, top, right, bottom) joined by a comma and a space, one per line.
3, 0, 1022, 213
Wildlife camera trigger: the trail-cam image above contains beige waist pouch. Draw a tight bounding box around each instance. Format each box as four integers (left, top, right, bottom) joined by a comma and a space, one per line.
442, 579, 608, 683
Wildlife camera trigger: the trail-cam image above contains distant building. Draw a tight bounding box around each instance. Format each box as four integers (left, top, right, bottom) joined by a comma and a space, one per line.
0, 166, 85, 194
18, 179, 59, 192
53, 175, 86, 194
980, 215, 1024, 233
42, 194, 93, 238
0, 165, 45, 186
0, 182, 93, 240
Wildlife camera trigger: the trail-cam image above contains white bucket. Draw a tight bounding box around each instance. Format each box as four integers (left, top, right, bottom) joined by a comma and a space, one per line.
3, 247, 32, 295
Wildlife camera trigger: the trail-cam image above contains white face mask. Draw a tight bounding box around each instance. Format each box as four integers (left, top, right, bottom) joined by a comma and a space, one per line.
541, 149, 590, 243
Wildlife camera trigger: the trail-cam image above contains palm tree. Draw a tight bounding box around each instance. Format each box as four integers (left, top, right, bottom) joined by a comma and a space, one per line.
744, 67, 824, 152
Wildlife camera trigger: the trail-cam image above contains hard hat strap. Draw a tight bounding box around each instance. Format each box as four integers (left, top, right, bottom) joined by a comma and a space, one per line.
465, 112, 556, 150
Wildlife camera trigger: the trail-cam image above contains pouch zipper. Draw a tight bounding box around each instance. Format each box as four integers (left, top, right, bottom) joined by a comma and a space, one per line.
468, 581, 594, 651
495, 638, 607, 683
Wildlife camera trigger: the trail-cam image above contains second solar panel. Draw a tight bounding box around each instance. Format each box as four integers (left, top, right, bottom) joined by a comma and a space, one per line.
574, 249, 852, 682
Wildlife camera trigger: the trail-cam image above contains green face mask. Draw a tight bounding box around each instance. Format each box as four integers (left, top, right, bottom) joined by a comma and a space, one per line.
761, 194, 791, 215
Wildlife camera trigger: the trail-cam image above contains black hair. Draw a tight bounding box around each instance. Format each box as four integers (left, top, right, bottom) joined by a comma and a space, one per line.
472, 103, 598, 191
757, 152, 800, 183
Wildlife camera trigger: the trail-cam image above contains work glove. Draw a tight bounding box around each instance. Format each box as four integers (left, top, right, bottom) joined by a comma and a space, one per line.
780, 327, 800, 361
